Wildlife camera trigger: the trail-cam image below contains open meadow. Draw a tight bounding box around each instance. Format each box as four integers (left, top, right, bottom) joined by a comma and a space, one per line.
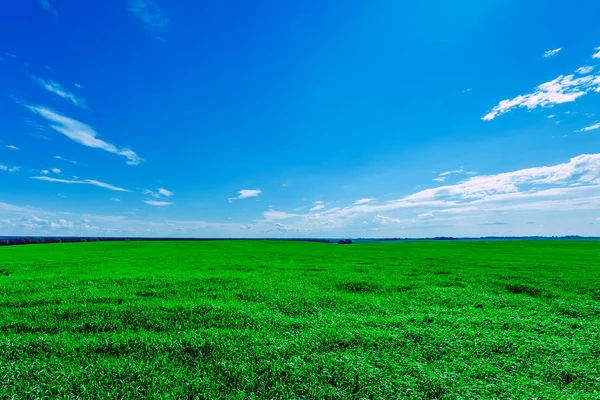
1, 240, 599, 398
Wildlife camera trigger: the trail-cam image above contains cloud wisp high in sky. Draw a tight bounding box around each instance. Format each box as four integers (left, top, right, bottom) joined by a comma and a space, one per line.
2, 2, 600, 237
26, 105, 143, 165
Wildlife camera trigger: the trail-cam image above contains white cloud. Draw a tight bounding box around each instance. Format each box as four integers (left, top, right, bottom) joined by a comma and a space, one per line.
418, 212, 434, 218
144, 200, 173, 206
50, 219, 73, 230
575, 122, 600, 132
5, 145, 19, 150
32, 76, 86, 108
482, 74, 600, 120
310, 204, 325, 212
51, 168, 61, 174
354, 198, 376, 205
433, 177, 446, 182
373, 215, 402, 225
74, 83, 84, 89
26, 105, 143, 165
229, 189, 261, 202
546, 115, 555, 119
576, 66, 594, 74
264, 210, 297, 220
128, 0, 169, 32
54, 155, 78, 164
158, 188, 173, 197
543, 48, 562, 58
143, 188, 174, 199
273, 222, 300, 232
0, 164, 20, 172
439, 169, 464, 177
593, 47, 600, 59
1, 219, 11, 225
31, 176, 130, 192
110, 198, 121, 202
240, 224, 252, 230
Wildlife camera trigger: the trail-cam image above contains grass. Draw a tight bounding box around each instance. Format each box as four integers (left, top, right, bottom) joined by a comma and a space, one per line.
0, 240, 599, 398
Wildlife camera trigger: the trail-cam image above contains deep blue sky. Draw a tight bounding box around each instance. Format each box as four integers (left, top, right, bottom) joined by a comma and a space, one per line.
1, 0, 600, 237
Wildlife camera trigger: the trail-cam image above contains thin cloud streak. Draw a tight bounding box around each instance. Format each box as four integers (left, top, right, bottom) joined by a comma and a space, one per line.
32, 76, 86, 108
31, 176, 131, 192
26, 105, 143, 165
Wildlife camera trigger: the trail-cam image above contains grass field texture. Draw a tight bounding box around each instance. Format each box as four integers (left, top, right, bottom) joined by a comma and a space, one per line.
1, 240, 599, 398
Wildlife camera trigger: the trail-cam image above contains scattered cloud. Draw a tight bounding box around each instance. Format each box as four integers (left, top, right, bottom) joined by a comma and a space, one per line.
373, 215, 402, 225
354, 198, 376, 205
482, 74, 600, 120
263, 210, 297, 221
144, 200, 173, 206
229, 189, 261, 202
433, 177, 446, 182
54, 155, 78, 164
240, 224, 252, 230
128, 0, 169, 32
51, 168, 61, 174
463, 88, 472, 93
4, 145, 19, 150
31, 176, 130, 192
0, 165, 20, 173
31, 76, 87, 108
158, 188, 173, 197
575, 122, 600, 132
26, 105, 143, 165
74, 83, 84, 89
543, 48, 562, 58
593, 47, 600, 59
576, 66, 594, 74
418, 212, 434, 218
546, 114, 555, 119
143, 188, 174, 198
439, 169, 464, 177
274, 222, 300, 232
310, 204, 325, 212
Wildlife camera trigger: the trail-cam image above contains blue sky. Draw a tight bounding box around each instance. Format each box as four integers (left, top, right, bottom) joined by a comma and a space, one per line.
1, 0, 600, 238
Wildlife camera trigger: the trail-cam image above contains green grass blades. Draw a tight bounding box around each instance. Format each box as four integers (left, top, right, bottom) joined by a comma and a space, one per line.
1, 240, 599, 398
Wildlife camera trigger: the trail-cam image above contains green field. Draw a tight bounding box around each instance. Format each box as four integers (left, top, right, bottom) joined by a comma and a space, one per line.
1, 240, 599, 398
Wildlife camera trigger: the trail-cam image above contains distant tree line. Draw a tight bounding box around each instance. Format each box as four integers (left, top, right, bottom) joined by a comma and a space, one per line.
0, 237, 332, 247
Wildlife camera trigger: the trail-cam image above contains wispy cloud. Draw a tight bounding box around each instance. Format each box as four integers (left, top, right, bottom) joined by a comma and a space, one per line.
142, 188, 174, 198
74, 83, 84, 89
31, 176, 130, 192
4, 145, 19, 150
26, 105, 143, 165
543, 48, 562, 58
261, 153, 600, 232
32, 76, 86, 108
310, 204, 325, 212
240, 224, 252, 230
128, 0, 169, 32
576, 66, 594, 74
439, 169, 464, 177
482, 74, 600, 120
54, 155, 78, 164
144, 200, 173, 206
593, 47, 600, 59
575, 122, 600, 132
0, 165, 20, 173
111, 198, 121, 202
39, 0, 58, 17
354, 198, 376, 205
229, 189, 261, 202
